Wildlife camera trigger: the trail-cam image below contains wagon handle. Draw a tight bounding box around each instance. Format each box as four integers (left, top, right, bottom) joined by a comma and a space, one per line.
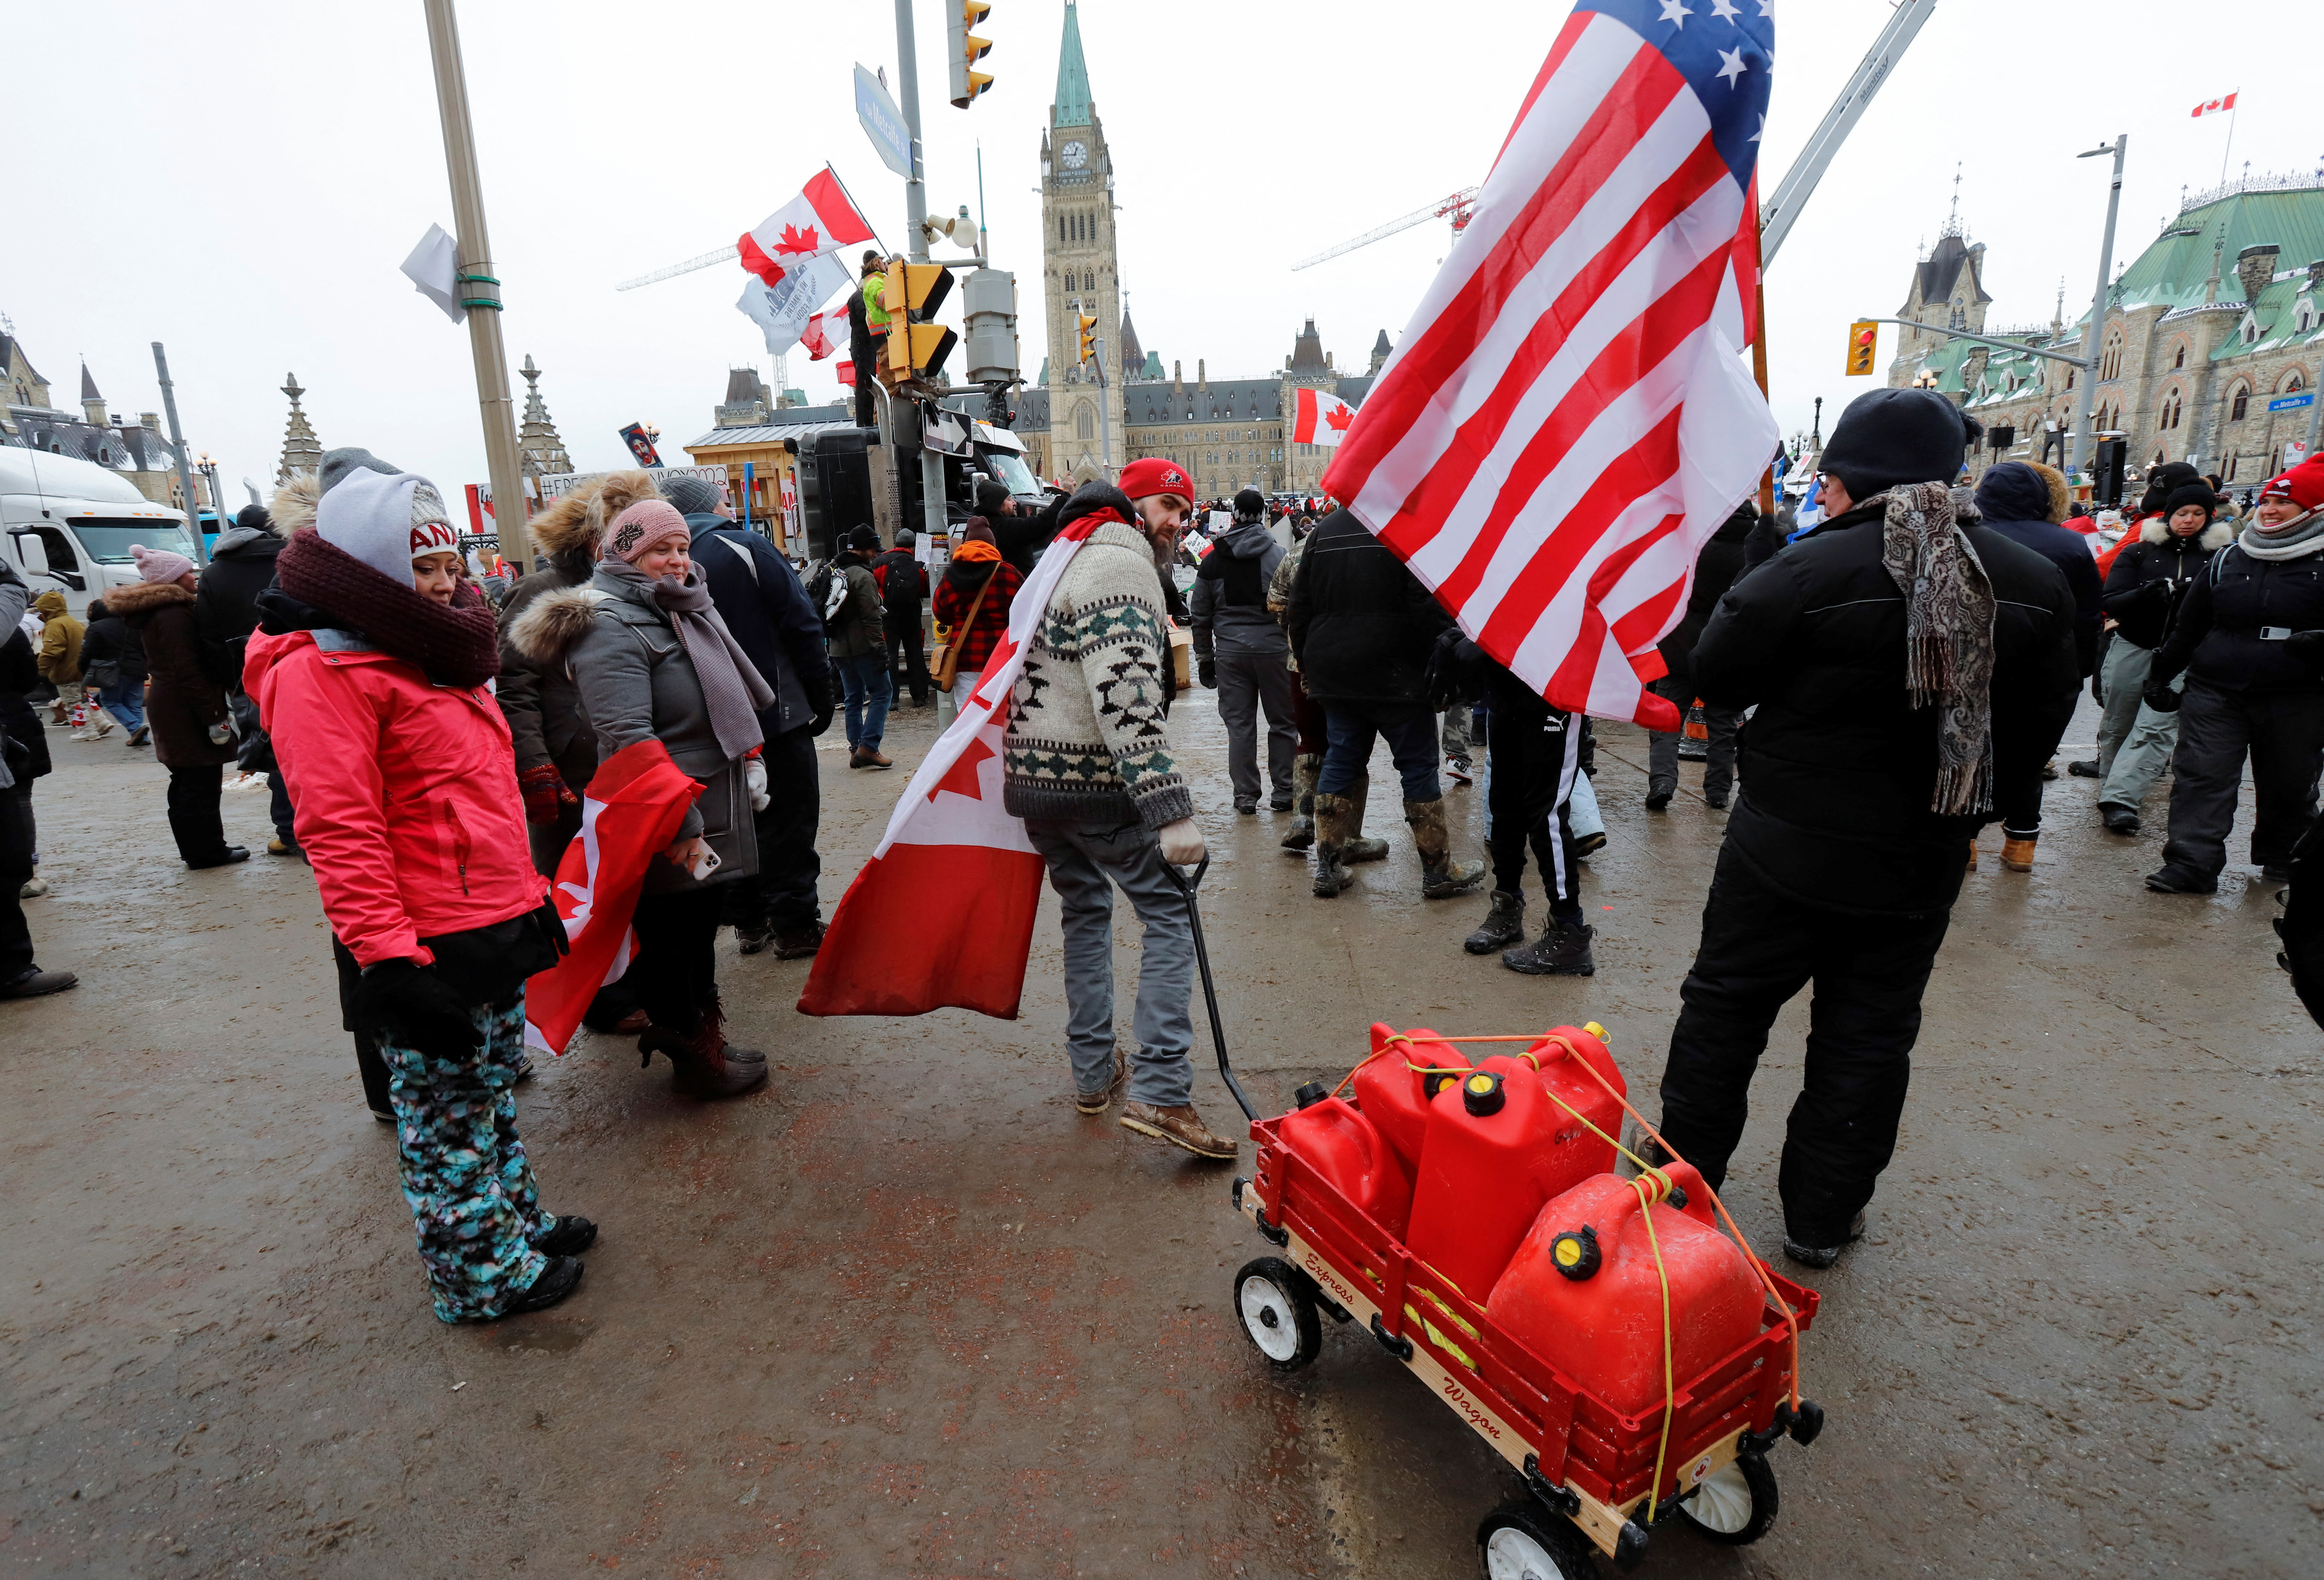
1162, 857, 1259, 1122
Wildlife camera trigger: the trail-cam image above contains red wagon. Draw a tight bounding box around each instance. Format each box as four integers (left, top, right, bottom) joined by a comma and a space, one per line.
1159, 866, 1826, 1575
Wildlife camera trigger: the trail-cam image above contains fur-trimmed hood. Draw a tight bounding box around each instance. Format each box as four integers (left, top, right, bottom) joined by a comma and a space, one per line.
506, 584, 610, 666
270, 472, 322, 535
104, 581, 196, 616
2140, 518, 2234, 551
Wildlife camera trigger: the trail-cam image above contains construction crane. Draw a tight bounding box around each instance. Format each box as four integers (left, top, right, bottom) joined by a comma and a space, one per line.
616, 246, 742, 292
1291, 188, 1478, 272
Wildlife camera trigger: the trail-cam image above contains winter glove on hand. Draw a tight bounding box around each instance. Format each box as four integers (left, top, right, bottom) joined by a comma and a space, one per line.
2143, 679, 2184, 715
1157, 818, 1207, 868
744, 755, 770, 812
2286, 630, 2324, 677
516, 763, 578, 827
1198, 656, 1217, 690
353, 959, 482, 1057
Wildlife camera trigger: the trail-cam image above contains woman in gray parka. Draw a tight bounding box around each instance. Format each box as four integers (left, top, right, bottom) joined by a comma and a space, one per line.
510, 493, 773, 1098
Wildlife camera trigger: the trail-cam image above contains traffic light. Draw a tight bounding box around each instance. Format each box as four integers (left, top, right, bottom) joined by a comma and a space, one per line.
947, 2, 994, 109
880, 258, 958, 389
1844, 320, 1879, 376
1077, 311, 1098, 366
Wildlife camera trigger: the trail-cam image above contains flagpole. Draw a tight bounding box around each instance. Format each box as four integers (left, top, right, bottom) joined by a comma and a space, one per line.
2219, 92, 2238, 186
1752, 191, 1776, 518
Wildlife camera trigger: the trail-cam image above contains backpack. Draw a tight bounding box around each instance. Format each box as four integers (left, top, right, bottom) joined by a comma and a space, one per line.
805, 557, 843, 632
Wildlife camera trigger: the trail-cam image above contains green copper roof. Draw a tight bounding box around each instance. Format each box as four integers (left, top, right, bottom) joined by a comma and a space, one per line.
1143, 351, 1164, 379
1053, 1, 1092, 127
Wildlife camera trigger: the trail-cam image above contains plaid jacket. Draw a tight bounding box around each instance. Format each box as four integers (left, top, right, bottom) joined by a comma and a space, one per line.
931, 559, 1023, 675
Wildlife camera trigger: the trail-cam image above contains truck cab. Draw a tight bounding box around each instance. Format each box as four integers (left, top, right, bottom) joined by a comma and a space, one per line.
1, 448, 198, 619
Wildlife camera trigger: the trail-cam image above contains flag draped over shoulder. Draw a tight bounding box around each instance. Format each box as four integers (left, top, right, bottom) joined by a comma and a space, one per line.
1322, 0, 1780, 731
799, 512, 1110, 1019
523, 741, 701, 1054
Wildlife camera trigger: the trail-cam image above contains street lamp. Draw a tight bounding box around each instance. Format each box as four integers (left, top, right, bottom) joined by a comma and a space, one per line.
197, 452, 224, 529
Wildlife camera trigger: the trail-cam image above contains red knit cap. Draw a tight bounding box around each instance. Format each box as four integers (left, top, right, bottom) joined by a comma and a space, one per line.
2257, 458, 2324, 511
1118, 457, 1193, 505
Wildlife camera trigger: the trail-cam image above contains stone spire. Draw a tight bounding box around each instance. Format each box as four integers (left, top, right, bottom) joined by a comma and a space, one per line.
1369, 328, 1393, 376
517, 354, 573, 480
80, 361, 106, 427
276, 372, 322, 483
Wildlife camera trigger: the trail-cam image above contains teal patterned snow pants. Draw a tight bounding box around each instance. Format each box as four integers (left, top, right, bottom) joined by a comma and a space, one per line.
381, 992, 551, 1323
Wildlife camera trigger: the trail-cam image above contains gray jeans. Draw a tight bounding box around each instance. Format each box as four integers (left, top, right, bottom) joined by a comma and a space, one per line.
1647, 674, 1739, 792
2100, 658, 2180, 812
1023, 819, 1195, 1107
2095, 639, 2153, 780
1216, 649, 1296, 807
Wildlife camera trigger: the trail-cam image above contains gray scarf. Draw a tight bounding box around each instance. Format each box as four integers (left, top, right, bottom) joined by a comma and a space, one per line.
1871, 481, 1997, 816
2238, 506, 2324, 562
601, 559, 772, 761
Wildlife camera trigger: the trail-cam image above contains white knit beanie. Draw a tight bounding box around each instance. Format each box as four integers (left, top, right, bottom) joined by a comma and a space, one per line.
314, 468, 458, 584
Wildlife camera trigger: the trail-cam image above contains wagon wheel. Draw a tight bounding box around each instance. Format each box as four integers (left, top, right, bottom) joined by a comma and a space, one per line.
1675, 1450, 1779, 1546
1232, 1256, 1323, 1371
1476, 1500, 1596, 1580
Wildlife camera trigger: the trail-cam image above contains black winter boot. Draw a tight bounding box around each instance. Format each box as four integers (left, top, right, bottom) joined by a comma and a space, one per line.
1465, 890, 1525, 955
1645, 776, 1677, 811
1502, 920, 1596, 976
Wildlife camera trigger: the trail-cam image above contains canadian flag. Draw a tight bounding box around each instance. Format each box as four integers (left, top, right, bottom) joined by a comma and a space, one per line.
522, 741, 702, 1054
1291, 387, 1359, 447
737, 166, 875, 289
800, 307, 837, 361
2192, 91, 2238, 118
798, 509, 1112, 1018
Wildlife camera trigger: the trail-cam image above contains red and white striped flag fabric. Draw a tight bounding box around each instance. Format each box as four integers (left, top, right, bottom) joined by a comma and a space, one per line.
1291, 387, 1359, 446
737, 166, 875, 289
523, 741, 702, 1054
1323, 0, 1779, 731
2191, 92, 2237, 118
800, 307, 837, 360
799, 510, 1112, 1019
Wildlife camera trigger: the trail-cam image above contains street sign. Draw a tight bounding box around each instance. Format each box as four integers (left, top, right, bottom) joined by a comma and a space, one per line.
855, 64, 914, 180
2269, 390, 2315, 412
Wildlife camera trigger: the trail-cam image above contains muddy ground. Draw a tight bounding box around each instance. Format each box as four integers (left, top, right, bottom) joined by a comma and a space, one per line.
4, 690, 2319, 1579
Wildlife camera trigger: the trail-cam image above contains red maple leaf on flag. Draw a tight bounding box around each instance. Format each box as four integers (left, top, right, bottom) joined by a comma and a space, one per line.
774, 223, 822, 256
927, 734, 998, 803
1324, 402, 1354, 432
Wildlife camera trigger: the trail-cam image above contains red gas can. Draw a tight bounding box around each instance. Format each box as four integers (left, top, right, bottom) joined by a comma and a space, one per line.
1488, 1163, 1765, 1416
1276, 1090, 1415, 1238
1520, 1024, 1627, 1166
1404, 1056, 1617, 1303
1350, 1023, 1469, 1175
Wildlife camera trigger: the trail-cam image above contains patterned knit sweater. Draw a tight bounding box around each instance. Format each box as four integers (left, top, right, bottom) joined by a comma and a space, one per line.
1003, 516, 1192, 830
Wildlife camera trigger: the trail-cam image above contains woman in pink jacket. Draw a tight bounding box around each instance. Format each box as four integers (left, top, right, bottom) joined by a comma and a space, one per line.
247, 456, 593, 1323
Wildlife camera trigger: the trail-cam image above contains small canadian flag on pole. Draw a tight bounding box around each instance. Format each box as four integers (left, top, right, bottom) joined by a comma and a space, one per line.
2192, 91, 2238, 118
800, 308, 837, 361
1291, 387, 1358, 447
737, 166, 875, 289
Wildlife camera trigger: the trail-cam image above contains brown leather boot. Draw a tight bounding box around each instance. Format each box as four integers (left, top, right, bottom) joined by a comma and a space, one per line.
1406, 797, 1486, 898
638, 1017, 767, 1100
2001, 836, 2037, 873
1119, 1101, 1237, 1159
1966, 839, 1979, 872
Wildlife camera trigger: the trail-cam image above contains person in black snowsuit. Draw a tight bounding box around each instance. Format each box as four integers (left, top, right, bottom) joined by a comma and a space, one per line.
1651, 388, 2079, 1268
2141, 458, 2324, 894
871, 530, 932, 708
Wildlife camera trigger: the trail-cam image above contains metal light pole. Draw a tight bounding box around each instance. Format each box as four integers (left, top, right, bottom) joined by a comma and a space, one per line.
150, 341, 207, 567
1094, 336, 1114, 477
422, 0, 532, 566
2070, 135, 2127, 476
892, 0, 952, 546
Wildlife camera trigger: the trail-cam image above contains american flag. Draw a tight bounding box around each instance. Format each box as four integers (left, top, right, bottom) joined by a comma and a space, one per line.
1323, 0, 1780, 730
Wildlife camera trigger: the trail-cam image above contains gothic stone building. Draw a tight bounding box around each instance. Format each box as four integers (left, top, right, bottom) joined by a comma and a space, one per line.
1888, 175, 2324, 490
1025, 1, 1387, 498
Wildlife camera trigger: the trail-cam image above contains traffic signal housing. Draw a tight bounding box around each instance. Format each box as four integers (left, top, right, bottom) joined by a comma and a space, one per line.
1077, 310, 1098, 366
880, 258, 958, 389
1844, 320, 1879, 376
947, 2, 994, 109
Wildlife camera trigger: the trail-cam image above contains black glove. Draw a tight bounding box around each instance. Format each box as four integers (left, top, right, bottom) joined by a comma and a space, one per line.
351, 959, 483, 1057
1198, 656, 1217, 690
810, 708, 835, 737
2286, 630, 2324, 677
2142, 679, 2183, 715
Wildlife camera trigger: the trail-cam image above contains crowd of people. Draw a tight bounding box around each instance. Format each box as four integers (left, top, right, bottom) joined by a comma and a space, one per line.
5, 383, 2320, 1320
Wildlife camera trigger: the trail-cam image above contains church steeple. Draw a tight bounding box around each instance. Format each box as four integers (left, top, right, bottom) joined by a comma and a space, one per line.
1053, 0, 1092, 127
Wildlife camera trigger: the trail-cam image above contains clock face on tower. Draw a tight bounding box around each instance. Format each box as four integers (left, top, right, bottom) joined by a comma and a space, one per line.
1061, 140, 1088, 171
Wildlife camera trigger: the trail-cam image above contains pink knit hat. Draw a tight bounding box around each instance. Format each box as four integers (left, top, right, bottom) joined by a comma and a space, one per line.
605, 499, 692, 563
131, 543, 195, 584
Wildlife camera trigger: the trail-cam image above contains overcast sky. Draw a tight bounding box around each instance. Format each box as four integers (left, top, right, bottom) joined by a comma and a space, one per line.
6, 0, 2316, 503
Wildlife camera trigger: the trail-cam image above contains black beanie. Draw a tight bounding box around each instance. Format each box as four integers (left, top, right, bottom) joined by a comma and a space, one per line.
846, 524, 879, 552
236, 503, 274, 534
974, 478, 1011, 515
1817, 388, 1978, 499
2137, 461, 2203, 518
2163, 483, 2217, 523
1234, 487, 1264, 518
